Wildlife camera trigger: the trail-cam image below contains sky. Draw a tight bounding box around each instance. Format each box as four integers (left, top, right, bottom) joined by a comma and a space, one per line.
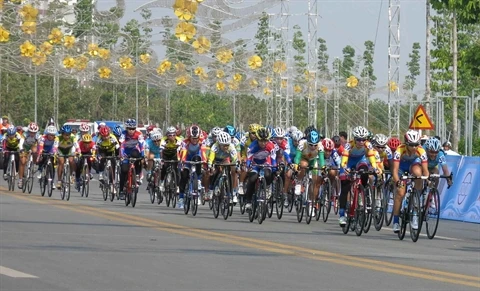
96, 0, 429, 100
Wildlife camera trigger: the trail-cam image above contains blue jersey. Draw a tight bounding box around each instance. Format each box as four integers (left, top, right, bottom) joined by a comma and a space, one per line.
423, 146, 447, 169
288, 138, 298, 163
145, 139, 161, 158
325, 149, 341, 168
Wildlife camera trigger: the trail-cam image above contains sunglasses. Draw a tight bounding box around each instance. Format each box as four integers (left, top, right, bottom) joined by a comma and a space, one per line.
355, 138, 366, 142
407, 143, 419, 147
127, 128, 136, 131
167, 134, 175, 137
308, 143, 318, 147
428, 151, 439, 154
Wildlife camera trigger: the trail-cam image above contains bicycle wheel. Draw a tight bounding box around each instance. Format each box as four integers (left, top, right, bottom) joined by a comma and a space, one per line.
184, 187, 191, 215
296, 193, 304, 223
425, 188, 440, 239
398, 198, 407, 240
287, 189, 294, 213
27, 161, 34, 194
46, 163, 54, 197
131, 185, 138, 208
275, 176, 284, 220
65, 165, 71, 201
409, 189, 422, 242
125, 168, 133, 207
60, 166, 67, 200
8, 158, 16, 191
342, 216, 351, 234
40, 168, 46, 197
219, 179, 228, 220
248, 192, 257, 223
354, 185, 365, 236
305, 180, 314, 224
148, 182, 156, 204
373, 185, 384, 231
191, 175, 198, 216
384, 182, 394, 226
363, 185, 373, 234
321, 180, 332, 222
22, 161, 29, 193
257, 181, 267, 224
212, 191, 220, 219
239, 193, 246, 215
82, 164, 90, 198
332, 177, 340, 215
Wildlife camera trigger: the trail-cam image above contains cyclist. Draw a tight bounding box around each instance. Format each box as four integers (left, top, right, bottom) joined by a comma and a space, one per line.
207, 131, 239, 202
95, 126, 119, 190
2, 126, 25, 188
322, 137, 341, 196
178, 125, 208, 208
119, 119, 145, 199
332, 135, 344, 157
387, 137, 401, 152
244, 127, 276, 210
37, 125, 59, 188
21, 122, 41, 184
159, 126, 182, 194
145, 129, 163, 185
239, 124, 260, 194
75, 134, 96, 190
338, 126, 379, 226
56, 125, 79, 189
271, 127, 292, 203
423, 137, 453, 188
391, 130, 429, 232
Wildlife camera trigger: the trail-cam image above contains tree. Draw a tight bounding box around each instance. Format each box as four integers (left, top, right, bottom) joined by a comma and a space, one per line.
72, 0, 93, 37
360, 40, 376, 86
341, 45, 355, 78
253, 12, 270, 61
316, 37, 330, 80
404, 42, 421, 98
292, 25, 307, 84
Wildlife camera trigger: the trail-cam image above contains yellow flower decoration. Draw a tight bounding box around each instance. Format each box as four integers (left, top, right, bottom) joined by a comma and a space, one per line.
0, 26, 10, 42
228, 80, 239, 90
265, 76, 272, 84
98, 48, 110, 60
63, 56, 76, 69
248, 55, 262, 70
0, 0, 4, 10
194, 66, 204, 76
39, 41, 53, 55
263, 87, 272, 95
11, 0, 22, 3
321, 85, 328, 94
233, 73, 242, 82
216, 48, 233, 64
20, 40, 36, 57
192, 36, 210, 54
216, 81, 225, 91
140, 53, 151, 64
175, 21, 196, 43
19, 4, 38, 22
216, 70, 224, 79
389, 81, 398, 92
63, 35, 75, 48
346, 75, 358, 88
294, 84, 302, 93
305, 70, 315, 81
48, 28, 63, 44
119, 56, 133, 70
175, 62, 185, 72
176, 75, 189, 86
273, 60, 287, 74
32, 51, 46, 66
249, 79, 258, 88
98, 67, 111, 79
21, 21, 36, 34
173, 0, 198, 21
157, 60, 171, 75
75, 56, 88, 71
88, 43, 99, 57
281, 79, 287, 88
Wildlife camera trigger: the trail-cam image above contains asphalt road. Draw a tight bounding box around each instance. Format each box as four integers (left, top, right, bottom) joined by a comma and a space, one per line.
1, 177, 479, 291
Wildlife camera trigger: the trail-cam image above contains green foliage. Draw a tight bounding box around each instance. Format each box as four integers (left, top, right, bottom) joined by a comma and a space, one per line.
404, 42, 421, 93
430, 0, 480, 24
72, 0, 94, 37
317, 38, 330, 80
341, 45, 355, 78
254, 12, 270, 61
360, 40, 376, 85
292, 25, 307, 85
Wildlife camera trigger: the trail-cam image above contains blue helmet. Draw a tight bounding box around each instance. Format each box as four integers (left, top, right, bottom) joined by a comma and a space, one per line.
60, 125, 72, 134
224, 125, 236, 137
125, 118, 137, 128
306, 130, 320, 145
6, 125, 16, 136
113, 125, 123, 137
425, 137, 441, 152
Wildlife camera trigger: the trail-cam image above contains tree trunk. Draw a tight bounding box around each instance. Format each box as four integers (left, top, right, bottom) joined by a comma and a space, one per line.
452, 11, 458, 151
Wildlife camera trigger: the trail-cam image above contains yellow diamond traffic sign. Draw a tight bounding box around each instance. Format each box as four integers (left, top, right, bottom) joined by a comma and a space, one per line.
409, 104, 434, 130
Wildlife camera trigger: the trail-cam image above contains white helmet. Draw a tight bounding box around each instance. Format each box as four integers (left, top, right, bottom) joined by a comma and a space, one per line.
352, 126, 369, 139
151, 131, 162, 141
291, 130, 303, 142
152, 128, 163, 137
373, 134, 388, 146
274, 127, 286, 138
166, 126, 176, 135
217, 131, 231, 145
404, 130, 421, 144
288, 126, 298, 134
211, 126, 222, 137
79, 123, 90, 132
45, 125, 57, 135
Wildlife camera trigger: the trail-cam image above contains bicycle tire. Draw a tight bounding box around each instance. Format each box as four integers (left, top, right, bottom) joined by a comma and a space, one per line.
22, 160, 29, 193
275, 176, 284, 220
363, 185, 373, 234
192, 195, 198, 216
257, 180, 267, 224
296, 193, 304, 223
212, 194, 220, 219
8, 157, 16, 191
40, 168, 46, 197
373, 185, 384, 231
425, 188, 440, 239
342, 217, 351, 234
47, 163, 54, 197
27, 160, 34, 194
125, 167, 134, 207
60, 166, 67, 200
239, 194, 246, 215
102, 181, 109, 201
305, 180, 314, 225
248, 192, 257, 222
321, 179, 332, 222
65, 164, 71, 201
184, 190, 191, 215
131, 186, 138, 208
354, 184, 366, 236
409, 189, 422, 242
83, 163, 90, 198
169, 170, 177, 208
287, 190, 294, 213
398, 196, 408, 240
148, 182, 156, 204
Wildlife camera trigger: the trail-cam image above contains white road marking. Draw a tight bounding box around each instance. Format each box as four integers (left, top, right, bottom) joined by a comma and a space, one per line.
0, 266, 38, 278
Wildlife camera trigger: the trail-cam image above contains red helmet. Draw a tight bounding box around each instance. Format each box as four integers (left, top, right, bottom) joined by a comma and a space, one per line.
321, 138, 335, 151
28, 122, 39, 133
16, 125, 24, 133
388, 137, 401, 151
176, 126, 182, 136
147, 125, 156, 133
99, 126, 110, 137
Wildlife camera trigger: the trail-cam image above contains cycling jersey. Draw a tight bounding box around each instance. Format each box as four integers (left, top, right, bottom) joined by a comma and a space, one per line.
208, 143, 238, 165
159, 136, 182, 160
2, 132, 24, 151
393, 144, 428, 173
295, 139, 325, 164
145, 139, 162, 159
340, 140, 377, 170
23, 132, 40, 151
246, 140, 277, 168
287, 137, 298, 162
325, 149, 341, 168
57, 134, 79, 155
78, 141, 96, 155
273, 138, 291, 165
38, 135, 59, 154
96, 133, 119, 153
179, 139, 207, 162
119, 130, 144, 157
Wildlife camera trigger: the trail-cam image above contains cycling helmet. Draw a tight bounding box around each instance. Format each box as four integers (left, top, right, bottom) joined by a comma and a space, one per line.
152, 128, 163, 137
352, 126, 369, 139
332, 135, 341, 146
217, 131, 231, 145
124, 118, 137, 128
235, 131, 244, 141
425, 137, 441, 152
16, 125, 24, 132
304, 125, 317, 137
248, 123, 260, 134
60, 125, 72, 134
176, 126, 182, 136
151, 131, 162, 141
274, 127, 286, 138
82, 134, 93, 142
367, 131, 374, 141
79, 123, 90, 132
99, 126, 110, 137
421, 134, 429, 141
288, 126, 298, 134
306, 130, 320, 145
404, 129, 420, 144
322, 138, 335, 151
211, 126, 222, 137
187, 125, 201, 138
165, 126, 175, 135
28, 122, 39, 133
6, 125, 16, 135
373, 134, 388, 146
45, 125, 57, 135
387, 137, 401, 151
256, 127, 271, 141
113, 125, 123, 137
224, 125, 236, 137
147, 125, 156, 133
291, 130, 303, 142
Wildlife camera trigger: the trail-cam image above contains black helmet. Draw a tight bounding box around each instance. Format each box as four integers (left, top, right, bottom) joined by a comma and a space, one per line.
332, 135, 341, 146
256, 127, 271, 141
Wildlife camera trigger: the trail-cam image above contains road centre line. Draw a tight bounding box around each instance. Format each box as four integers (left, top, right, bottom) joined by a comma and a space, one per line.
0, 266, 38, 278
1, 190, 479, 288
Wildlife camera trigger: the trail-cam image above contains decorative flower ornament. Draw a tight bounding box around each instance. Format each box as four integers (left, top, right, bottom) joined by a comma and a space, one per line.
140, 53, 151, 64
175, 21, 196, 43
249, 78, 258, 88
63, 56, 76, 69
216, 70, 224, 79
98, 48, 110, 60
48, 28, 63, 44
63, 35, 75, 48
176, 75, 189, 86
75, 55, 88, 70
346, 76, 358, 88
98, 67, 111, 79
273, 60, 286, 74
39, 41, 53, 55
157, 60, 171, 75
192, 36, 210, 54
21, 21, 36, 34
248, 55, 262, 69
294, 84, 302, 93
389, 81, 398, 92
216, 48, 233, 64
88, 43, 99, 57
20, 40, 36, 57
119, 56, 133, 70
194, 66, 204, 76
263, 87, 272, 95
0, 26, 10, 42
216, 81, 225, 91
19, 4, 38, 21
233, 73, 242, 82
32, 51, 46, 66
321, 86, 328, 94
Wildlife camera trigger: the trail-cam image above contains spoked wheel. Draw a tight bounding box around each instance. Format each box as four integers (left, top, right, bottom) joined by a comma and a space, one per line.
22, 163, 30, 193
149, 183, 155, 204
47, 164, 54, 198
191, 194, 199, 216
60, 167, 67, 200
398, 208, 407, 240
296, 194, 304, 223
64, 166, 71, 201
321, 180, 332, 222
354, 186, 366, 236
363, 185, 373, 234
384, 182, 394, 226
27, 163, 34, 194
342, 216, 351, 234
212, 192, 220, 219
102, 181, 109, 201
184, 192, 191, 215
425, 188, 440, 239
169, 172, 177, 208
248, 194, 257, 223
267, 195, 274, 219
131, 185, 138, 208
409, 189, 422, 242
40, 169, 46, 197
374, 186, 385, 231
287, 191, 294, 213
239, 194, 246, 215
274, 176, 284, 220
8, 160, 16, 192
156, 187, 163, 205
